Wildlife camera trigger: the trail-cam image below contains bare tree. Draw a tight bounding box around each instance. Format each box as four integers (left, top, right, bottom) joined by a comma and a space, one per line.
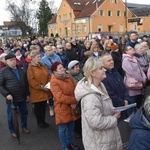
6, 0, 34, 36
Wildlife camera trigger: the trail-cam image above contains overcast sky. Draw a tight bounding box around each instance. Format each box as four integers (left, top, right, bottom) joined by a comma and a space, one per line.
0, 0, 149, 25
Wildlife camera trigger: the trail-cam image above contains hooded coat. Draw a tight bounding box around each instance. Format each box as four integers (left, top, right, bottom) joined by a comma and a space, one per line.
128, 107, 150, 150
75, 78, 122, 150
122, 54, 146, 96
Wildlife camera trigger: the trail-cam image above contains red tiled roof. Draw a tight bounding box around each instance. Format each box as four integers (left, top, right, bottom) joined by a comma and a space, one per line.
48, 15, 57, 24
76, 0, 105, 19
66, 0, 88, 11
3, 21, 18, 26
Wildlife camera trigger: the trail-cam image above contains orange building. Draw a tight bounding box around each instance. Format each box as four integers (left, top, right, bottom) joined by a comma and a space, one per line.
127, 5, 150, 35
48, 0, 133, 38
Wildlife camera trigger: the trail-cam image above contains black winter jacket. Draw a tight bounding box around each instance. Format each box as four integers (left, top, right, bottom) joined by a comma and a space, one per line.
0, 66, 29, 103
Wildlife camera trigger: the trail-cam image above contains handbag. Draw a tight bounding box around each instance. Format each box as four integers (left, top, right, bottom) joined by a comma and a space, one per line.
72, 103, 81, 117
124, 76, 143, 90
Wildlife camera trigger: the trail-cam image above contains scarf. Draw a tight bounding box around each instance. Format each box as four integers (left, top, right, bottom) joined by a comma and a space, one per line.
16, 54, 22, 60
54, 72, 66, 79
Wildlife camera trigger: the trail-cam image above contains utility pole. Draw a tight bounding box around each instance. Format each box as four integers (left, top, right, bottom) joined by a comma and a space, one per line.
125, 0, 128, 35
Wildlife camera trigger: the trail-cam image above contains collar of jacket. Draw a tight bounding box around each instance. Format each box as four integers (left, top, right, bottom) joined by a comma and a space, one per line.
53, 72, 70, 80
134, 52, 144, 58
140, 107, 150, 129
30, 61, 42, 67
105, 68, 117, 75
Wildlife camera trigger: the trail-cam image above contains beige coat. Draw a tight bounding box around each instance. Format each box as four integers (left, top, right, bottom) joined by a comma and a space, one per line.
75, 78, 122, 150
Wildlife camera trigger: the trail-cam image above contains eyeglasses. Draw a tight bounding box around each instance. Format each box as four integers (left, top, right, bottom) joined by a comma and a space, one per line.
127, 47, 133, 50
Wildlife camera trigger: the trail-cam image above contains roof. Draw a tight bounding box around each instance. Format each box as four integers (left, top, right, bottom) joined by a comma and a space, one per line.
130, 7, 150, 16
48, 15, 57, 24
3, 21, 18, 26
127, 3, 150, 9
76, 0, 105, 19
66, 0, 88, 11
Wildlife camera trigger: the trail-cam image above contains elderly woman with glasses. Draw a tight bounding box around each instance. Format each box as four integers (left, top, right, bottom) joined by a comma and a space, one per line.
75, 57, 122, 150
122, 46, 146, 116
50, 61, 80, 150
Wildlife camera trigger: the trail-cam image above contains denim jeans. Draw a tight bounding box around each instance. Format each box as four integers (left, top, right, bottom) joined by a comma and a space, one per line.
128, 96, 136, 115
58, 121, 75, 149
7, 101, 28, 133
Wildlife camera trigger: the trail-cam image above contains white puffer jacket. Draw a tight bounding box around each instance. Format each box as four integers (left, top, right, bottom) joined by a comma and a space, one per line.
75, 78, 122, 150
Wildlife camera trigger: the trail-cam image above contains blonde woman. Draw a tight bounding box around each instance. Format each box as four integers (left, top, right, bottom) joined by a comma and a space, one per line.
75, 57, 122, 150
27, 50, 53, 128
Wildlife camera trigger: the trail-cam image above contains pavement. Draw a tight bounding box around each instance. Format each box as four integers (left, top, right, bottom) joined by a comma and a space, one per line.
0, 94, 131, 150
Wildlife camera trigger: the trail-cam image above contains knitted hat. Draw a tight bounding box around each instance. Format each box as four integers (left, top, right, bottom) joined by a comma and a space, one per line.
14, 48, 21, 54
111, 43, 118, 51
51, 62, 62, 72
68, 60, 79, 70
5, 54, 16, 60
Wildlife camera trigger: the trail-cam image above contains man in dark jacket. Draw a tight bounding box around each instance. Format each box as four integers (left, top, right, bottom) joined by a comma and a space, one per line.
102, 53, 130, 121
65, 41, 81, 63
0, 54, 30, 138
126, 31, 139, 48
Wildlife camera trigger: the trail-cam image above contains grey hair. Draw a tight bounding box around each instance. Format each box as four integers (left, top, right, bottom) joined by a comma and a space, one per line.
134, 44, 142, 51
144, 96, 150, 115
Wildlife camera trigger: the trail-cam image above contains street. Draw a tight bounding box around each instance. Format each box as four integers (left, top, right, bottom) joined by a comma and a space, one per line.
0, 94, 131, 150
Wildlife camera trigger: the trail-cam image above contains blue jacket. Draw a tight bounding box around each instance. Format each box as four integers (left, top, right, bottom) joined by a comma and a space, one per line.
41, 53, 62, 75
128, 107, 150, 150
102, 68, 130, 120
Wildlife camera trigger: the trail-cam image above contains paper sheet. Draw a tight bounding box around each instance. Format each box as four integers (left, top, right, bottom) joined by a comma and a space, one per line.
113, 103, 136, 112
45, 82, 50, 89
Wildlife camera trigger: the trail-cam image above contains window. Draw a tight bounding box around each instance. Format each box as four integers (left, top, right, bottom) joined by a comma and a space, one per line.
83, 25, 86, 33
130, 24, 137, 31
63, 14, 67, 21
117, 11, 121, 17
119, 24, 123, 32
100, 10, 104, 16
124, 11, 127, 17
108, 10, 112, 16
110, 0, 118, 3
59, 28, 62, 35
98, 24, 102, 32
59, 15, 61, 21
77, 26, 80, 33
70, 13, 72, 19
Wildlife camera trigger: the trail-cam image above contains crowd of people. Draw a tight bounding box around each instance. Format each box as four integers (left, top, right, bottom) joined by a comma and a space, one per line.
0, 32, 150, 150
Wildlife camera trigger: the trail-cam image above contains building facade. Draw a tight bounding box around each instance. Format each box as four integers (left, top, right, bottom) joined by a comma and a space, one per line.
48, 0, 133, 38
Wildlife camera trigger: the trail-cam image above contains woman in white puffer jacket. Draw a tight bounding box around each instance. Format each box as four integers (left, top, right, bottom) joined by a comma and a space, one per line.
75, 57, 122, 150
